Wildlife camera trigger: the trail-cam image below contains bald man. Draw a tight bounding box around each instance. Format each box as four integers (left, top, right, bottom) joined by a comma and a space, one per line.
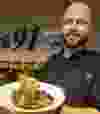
63, 1, 92, 48
48, 0, 97, 109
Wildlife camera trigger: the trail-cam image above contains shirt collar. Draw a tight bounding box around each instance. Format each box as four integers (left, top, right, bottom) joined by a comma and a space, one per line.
63, 48, 83, 59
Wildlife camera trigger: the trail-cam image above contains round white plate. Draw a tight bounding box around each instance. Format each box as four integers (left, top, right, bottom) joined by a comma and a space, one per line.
0, 81, 65, 112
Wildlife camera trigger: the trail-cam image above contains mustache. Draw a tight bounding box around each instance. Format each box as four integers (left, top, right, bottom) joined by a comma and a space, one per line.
65, 31, 80, 37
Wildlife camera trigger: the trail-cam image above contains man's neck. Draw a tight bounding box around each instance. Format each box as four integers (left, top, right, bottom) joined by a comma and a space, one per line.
64, 48, 72, 58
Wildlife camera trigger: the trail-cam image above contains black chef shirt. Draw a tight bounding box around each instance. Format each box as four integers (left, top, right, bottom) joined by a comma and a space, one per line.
48, 48, 97, 106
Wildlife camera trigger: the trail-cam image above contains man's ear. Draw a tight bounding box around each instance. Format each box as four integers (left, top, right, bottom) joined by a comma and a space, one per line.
88, 27, 96, 48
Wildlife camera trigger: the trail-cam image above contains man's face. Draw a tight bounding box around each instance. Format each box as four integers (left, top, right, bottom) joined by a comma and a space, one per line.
62, 2, 91, 48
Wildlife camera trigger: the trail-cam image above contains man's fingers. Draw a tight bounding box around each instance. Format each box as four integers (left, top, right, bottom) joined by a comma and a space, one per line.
0, 96, 15, 113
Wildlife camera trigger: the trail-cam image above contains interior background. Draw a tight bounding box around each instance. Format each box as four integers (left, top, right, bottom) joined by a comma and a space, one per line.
0, 0, 99, 49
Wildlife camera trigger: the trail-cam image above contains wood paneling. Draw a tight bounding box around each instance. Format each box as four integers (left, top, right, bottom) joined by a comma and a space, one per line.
0, 0, 64, 16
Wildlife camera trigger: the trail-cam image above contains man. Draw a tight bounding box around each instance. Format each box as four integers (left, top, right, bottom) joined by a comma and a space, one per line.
48, 0, 97, 108
62, 0, 96, 49
63, 2, 90, 48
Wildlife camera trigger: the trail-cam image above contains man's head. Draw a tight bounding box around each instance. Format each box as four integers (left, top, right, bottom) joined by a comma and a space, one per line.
62, 0, 94, 48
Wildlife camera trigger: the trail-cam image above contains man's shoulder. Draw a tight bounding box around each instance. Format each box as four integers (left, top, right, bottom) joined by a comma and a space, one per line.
74, 48, 100, 72
73, 48, 100, 62
75, 48, 100, 56
48, 48, 100, 64
48, 55, 68, 71
49, 55, 67, 63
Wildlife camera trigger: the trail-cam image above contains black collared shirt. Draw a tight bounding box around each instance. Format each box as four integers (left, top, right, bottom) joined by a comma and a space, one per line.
48, 48, 97, 106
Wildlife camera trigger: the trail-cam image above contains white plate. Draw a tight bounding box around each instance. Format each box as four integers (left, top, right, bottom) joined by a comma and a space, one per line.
0, 81, 65, 112
0, 81, 65, 97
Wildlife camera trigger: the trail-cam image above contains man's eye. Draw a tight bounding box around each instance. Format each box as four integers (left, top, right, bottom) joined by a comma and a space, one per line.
64, 19, 73, 25
77, 19, 88, 25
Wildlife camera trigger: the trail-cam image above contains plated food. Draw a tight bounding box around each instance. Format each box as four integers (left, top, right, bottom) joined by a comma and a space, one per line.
10, 62, 65, 114
15, 73, 53, 110
0, 76, 65, 114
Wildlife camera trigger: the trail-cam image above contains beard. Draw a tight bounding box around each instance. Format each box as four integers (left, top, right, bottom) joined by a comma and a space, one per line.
64, 33, 88, 48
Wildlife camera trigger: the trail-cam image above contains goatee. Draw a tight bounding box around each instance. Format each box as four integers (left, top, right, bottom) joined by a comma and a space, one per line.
64, 36, 88, 48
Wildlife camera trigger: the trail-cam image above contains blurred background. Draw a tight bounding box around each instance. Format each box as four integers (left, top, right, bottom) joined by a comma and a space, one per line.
0, 28, 64, 57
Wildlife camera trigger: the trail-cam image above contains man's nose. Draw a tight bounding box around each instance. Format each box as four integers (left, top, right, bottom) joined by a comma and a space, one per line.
70, 21, 78, 31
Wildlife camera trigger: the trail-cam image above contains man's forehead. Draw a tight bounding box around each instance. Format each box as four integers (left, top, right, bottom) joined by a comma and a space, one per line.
64, 2, 91, 21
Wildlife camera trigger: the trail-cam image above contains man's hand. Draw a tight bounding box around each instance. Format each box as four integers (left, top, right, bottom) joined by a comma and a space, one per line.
0, 96, 16, 113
